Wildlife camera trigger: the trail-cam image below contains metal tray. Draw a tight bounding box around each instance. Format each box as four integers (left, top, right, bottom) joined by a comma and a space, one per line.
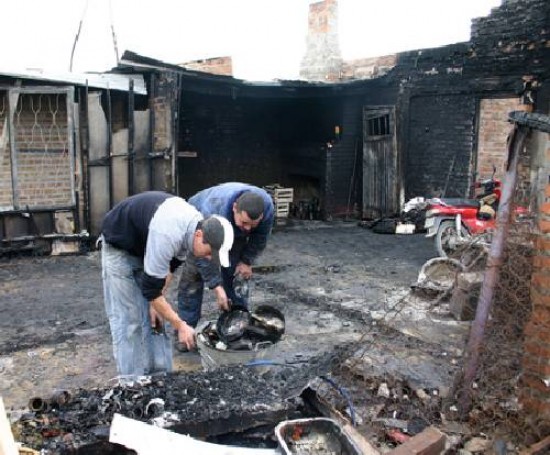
275, 418, 362, 455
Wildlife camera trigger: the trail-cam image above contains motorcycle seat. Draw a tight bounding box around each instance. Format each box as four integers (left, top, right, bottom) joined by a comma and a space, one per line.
437, 198, 480, 208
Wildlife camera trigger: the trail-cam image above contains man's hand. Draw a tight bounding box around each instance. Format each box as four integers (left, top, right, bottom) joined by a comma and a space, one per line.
149, 306, 164, 333
235, 262, 253, 279
150, 295, 194, 349
176, 320, 196, 350
213, 285, 229, 311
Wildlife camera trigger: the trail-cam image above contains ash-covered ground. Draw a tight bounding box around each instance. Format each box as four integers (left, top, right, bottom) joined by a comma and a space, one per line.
0, 220, 472, 451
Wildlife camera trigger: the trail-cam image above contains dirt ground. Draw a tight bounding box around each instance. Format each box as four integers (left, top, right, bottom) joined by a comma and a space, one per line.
0, 220, 472, 447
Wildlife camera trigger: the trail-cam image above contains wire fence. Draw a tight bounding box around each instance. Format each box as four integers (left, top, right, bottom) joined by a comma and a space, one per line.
316, 139, 541, 449
466, 143, 539, 442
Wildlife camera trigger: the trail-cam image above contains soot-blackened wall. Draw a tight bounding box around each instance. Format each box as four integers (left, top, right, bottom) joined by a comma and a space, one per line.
407, 94, 476, 199
177, 90, 345, 215
395, 0, 550, 200
177, 92, 282, 198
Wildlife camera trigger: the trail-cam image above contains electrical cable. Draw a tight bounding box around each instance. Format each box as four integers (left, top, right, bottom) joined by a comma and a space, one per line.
108, 0, 120, 63
69, 0, 90, 72
243, 361, 357, 426
244, 359, 299, 368
320, 375, 357, 426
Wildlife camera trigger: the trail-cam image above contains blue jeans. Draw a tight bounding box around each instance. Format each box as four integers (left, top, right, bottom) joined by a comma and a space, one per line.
177, 254, 248, 328
101, 239, 172, 377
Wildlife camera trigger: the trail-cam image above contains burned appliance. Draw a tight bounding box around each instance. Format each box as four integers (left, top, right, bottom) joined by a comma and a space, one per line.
196, 305, 285, 371
200, 305, 285, 351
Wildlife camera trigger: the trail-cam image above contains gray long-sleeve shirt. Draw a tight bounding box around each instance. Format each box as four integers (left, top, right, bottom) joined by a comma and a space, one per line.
101, 191, 202, 300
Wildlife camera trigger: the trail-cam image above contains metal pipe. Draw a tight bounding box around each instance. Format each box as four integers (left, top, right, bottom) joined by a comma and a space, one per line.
2, 232, 89, 242
106, 87, 113, 208
144, 398, 164, 417
0, 205, 76, 214
129, 404, 144, 419
148, 73, 156, 190
171, 72, 182, 195
81, 83, 90, 232
28, 397, 48, 413
67, 87, 80, 233
67, 87, 77, 209
458, 121, 527, 415
128, 79, 135, 195
7, 87, 20, 209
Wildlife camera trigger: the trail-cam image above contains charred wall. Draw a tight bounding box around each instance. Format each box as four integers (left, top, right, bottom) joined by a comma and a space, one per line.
388, 0, 550, 201
467, 0, 550, 77
135, 0, 550, 219
407, 94, 476, 199
177, 91, 282, 198
176, 88, 344, 215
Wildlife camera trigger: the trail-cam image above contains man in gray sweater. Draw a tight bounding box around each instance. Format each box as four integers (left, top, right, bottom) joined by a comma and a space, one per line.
100, 191, 233, 377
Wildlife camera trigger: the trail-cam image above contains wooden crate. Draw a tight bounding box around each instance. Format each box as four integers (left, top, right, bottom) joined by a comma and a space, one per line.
275, 202, 290, 218
265, 185, 294, 204
272, 188, 294, 204
265, 185, 294, 218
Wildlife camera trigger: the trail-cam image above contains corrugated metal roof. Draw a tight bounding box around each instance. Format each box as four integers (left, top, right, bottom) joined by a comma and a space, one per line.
0, 68, 147, 94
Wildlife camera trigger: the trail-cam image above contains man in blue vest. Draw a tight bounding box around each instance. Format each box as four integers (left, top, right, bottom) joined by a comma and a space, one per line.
176, 183, 274, 350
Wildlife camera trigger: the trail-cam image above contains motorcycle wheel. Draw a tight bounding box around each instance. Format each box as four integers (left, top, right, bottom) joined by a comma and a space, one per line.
435, 220, 471, 258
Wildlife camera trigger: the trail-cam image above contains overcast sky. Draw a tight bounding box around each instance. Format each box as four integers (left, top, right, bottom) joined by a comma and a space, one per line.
1, 0, 501, 81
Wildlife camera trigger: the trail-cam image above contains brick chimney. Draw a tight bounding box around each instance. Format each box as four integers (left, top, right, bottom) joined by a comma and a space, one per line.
300, 0, 343, 82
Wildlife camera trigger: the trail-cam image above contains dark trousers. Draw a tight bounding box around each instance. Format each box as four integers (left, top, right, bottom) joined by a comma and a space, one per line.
177, 240, 248, 328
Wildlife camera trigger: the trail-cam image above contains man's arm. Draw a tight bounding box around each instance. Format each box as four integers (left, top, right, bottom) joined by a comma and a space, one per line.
150, 295, 195, 350
142, 231, 196, 348
239, 213, 273, 266
195, 258, 229, 311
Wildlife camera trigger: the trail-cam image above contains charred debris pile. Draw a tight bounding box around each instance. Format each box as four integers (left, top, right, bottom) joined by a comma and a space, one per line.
12, 345, 352, 453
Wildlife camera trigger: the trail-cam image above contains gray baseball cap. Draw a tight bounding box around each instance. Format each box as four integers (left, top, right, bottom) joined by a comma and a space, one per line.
201, 215, 234, 267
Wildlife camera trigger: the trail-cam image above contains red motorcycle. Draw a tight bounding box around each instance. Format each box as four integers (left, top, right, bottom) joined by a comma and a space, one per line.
424, 171, 503, 257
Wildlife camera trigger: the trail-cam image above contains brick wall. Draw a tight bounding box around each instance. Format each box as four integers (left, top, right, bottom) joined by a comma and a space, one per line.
153, 96, 171, 151
166, 0, 549, 220
16, 152, 72, 207
1, 93, 73, 209
341, 55, 397, 81
406, 94, 477, 199
520, 130, 550, 418
179, 57, 233, 77
477, 98, 522, 181
468, 0, 550, 77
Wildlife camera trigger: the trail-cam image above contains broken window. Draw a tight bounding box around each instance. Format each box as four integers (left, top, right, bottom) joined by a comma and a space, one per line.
367, 114, 391, 137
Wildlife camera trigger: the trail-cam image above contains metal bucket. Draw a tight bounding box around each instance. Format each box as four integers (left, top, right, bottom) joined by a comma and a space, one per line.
275, 418, 362, 455
196, 322, 276, 373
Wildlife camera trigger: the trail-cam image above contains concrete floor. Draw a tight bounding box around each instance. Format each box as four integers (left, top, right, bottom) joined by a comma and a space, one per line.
0, 221, 469, 427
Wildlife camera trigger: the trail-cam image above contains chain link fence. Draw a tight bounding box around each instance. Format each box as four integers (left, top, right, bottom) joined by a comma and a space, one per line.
314, 128, 544, 450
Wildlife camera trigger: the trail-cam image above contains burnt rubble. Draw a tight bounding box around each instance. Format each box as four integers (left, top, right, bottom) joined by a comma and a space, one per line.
12, 343, 354, 453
